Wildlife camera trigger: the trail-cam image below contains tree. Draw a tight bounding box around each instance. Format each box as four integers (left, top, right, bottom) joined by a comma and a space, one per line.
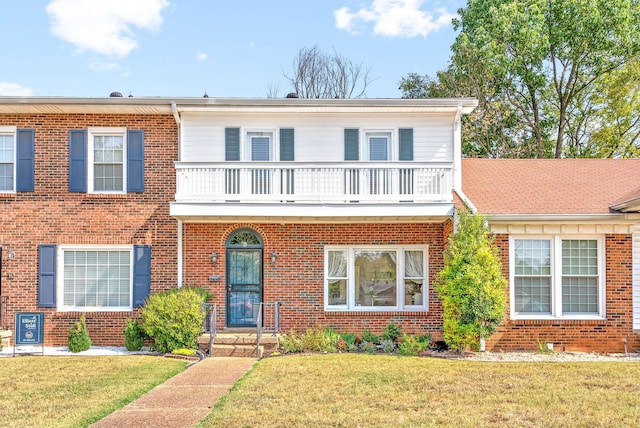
404, 0, 640, 158
281, 46, 372, 98
588, 60, 640, 157
436, 210, 507, 354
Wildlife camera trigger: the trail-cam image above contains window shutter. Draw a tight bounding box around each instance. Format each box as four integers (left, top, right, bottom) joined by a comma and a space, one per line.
399, 128, 414, 161
38, 244, 57, 308
225, 128, 240, 161
127, 130, 144, 192
280, 128, 295, 161
68, 130, 87, 192
16, 129, 35, 192
132, 245, 151, 307
344, 128, 359, 161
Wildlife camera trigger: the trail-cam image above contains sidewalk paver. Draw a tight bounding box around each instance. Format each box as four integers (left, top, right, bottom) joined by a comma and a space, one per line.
90, 357, 256, 428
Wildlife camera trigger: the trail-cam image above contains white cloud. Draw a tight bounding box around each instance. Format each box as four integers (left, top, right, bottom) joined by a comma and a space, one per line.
335, 0, 455, 38
196, 52, 208, 61
46, 0, 170, 57
0, 82, 33, 96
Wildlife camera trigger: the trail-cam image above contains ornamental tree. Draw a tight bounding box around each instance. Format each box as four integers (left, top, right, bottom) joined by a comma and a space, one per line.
436, 210, 507, 354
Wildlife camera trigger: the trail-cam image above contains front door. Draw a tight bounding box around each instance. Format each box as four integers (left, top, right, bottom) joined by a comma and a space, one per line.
226, 229, 263, 327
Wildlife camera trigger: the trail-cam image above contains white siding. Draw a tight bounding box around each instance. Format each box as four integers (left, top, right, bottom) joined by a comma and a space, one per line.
180, 112, 455, 163
634, 226, 640, 329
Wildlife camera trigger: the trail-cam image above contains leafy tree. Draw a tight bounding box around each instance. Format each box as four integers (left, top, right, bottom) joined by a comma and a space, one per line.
588, 60, 640, 157
436, 210, 507, 354
279, 45, 372, 98
403, 0, 640, 158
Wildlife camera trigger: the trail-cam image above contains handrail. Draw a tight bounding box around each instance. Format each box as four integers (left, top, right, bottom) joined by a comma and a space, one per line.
201, 302, 216, 357
0, 296, 7, 330
256, 302, 282, 359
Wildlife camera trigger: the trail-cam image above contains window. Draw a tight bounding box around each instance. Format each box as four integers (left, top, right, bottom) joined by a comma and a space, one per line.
511, 236, 604, 319
88, 128, 126, 193
58, 246, 132, 311
325, 246, 427, 311
247, 131, 273, 194
0, 131, 15, 191
365, 131, 392, 161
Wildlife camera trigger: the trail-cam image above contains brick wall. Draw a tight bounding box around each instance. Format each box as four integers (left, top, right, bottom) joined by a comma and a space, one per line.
182, 221, 452, 340
486, 234, 640, 353
0, 114, 179, 346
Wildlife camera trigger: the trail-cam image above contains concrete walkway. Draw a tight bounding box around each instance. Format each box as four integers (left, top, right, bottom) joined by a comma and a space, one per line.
90, 357, 256, 428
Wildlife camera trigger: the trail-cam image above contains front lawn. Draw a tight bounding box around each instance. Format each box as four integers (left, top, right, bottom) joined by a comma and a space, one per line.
199, 354, 640, 427
0, 356, 186, 427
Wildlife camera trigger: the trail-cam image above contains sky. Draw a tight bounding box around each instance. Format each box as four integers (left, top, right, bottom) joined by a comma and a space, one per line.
0, 0, 466, 99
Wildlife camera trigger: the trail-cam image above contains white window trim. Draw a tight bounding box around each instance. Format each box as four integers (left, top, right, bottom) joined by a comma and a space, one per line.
87, 127, 127, 194
363, 129, 395, 161
57, 244, 134, 312
0, 126, 17, 193
324, 245, 428, 312
243, 128, 276, 161
509, 235, 606, 321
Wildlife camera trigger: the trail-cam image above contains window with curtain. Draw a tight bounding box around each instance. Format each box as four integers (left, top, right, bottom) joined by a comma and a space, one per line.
512, 236, 603, 319
324, 246, 428, 311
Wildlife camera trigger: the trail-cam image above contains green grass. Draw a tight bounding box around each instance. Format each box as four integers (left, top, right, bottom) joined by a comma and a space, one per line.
199, 354, 640, 427
0, 356, 186, 427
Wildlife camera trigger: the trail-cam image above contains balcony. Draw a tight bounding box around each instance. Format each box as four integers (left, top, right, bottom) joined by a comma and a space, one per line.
171, 162, 456, 222
174, 162, 453, 204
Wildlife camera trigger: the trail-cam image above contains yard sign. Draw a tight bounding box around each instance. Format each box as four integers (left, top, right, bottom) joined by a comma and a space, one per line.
14, 312, 45, 356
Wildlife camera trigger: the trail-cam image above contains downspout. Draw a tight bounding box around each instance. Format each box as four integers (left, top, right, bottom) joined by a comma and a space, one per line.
172, 102, 183, 288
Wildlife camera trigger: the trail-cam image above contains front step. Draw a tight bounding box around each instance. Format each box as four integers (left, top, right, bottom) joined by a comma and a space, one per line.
198, 332, 280, 358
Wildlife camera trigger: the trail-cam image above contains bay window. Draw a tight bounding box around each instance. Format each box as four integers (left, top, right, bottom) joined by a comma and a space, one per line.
325, 246, 428, 311
511, 236, 604, 319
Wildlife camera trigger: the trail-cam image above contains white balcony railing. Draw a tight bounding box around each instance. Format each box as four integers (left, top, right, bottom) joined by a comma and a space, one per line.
175, 162, 453, 204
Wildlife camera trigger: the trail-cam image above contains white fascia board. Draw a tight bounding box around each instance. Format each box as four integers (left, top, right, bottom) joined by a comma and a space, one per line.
170, 202, 454, 223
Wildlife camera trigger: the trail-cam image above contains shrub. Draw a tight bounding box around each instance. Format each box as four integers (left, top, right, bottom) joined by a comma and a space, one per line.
380, 338, 396, 353
436, 210, 507, 354
301, 327, 336, 352
398, 333, 429, 356
140, 287, 206, 353
123, 318, 145, 351
68, 314, 92, 353
359, 341, 377, 353
381, 322, 401, 342
361, 330, 379, 344
171, 348, 196, 356
339, 332, 357, 346
279, 330, 304, 353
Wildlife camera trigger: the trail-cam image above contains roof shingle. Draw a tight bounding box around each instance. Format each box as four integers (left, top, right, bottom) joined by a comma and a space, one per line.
462, 158, 640, 215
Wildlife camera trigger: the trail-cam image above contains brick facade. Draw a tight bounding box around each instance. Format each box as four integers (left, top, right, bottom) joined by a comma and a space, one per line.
182, 222, 451, 340
486, 234, 639, 353
0, 114, 178, 346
